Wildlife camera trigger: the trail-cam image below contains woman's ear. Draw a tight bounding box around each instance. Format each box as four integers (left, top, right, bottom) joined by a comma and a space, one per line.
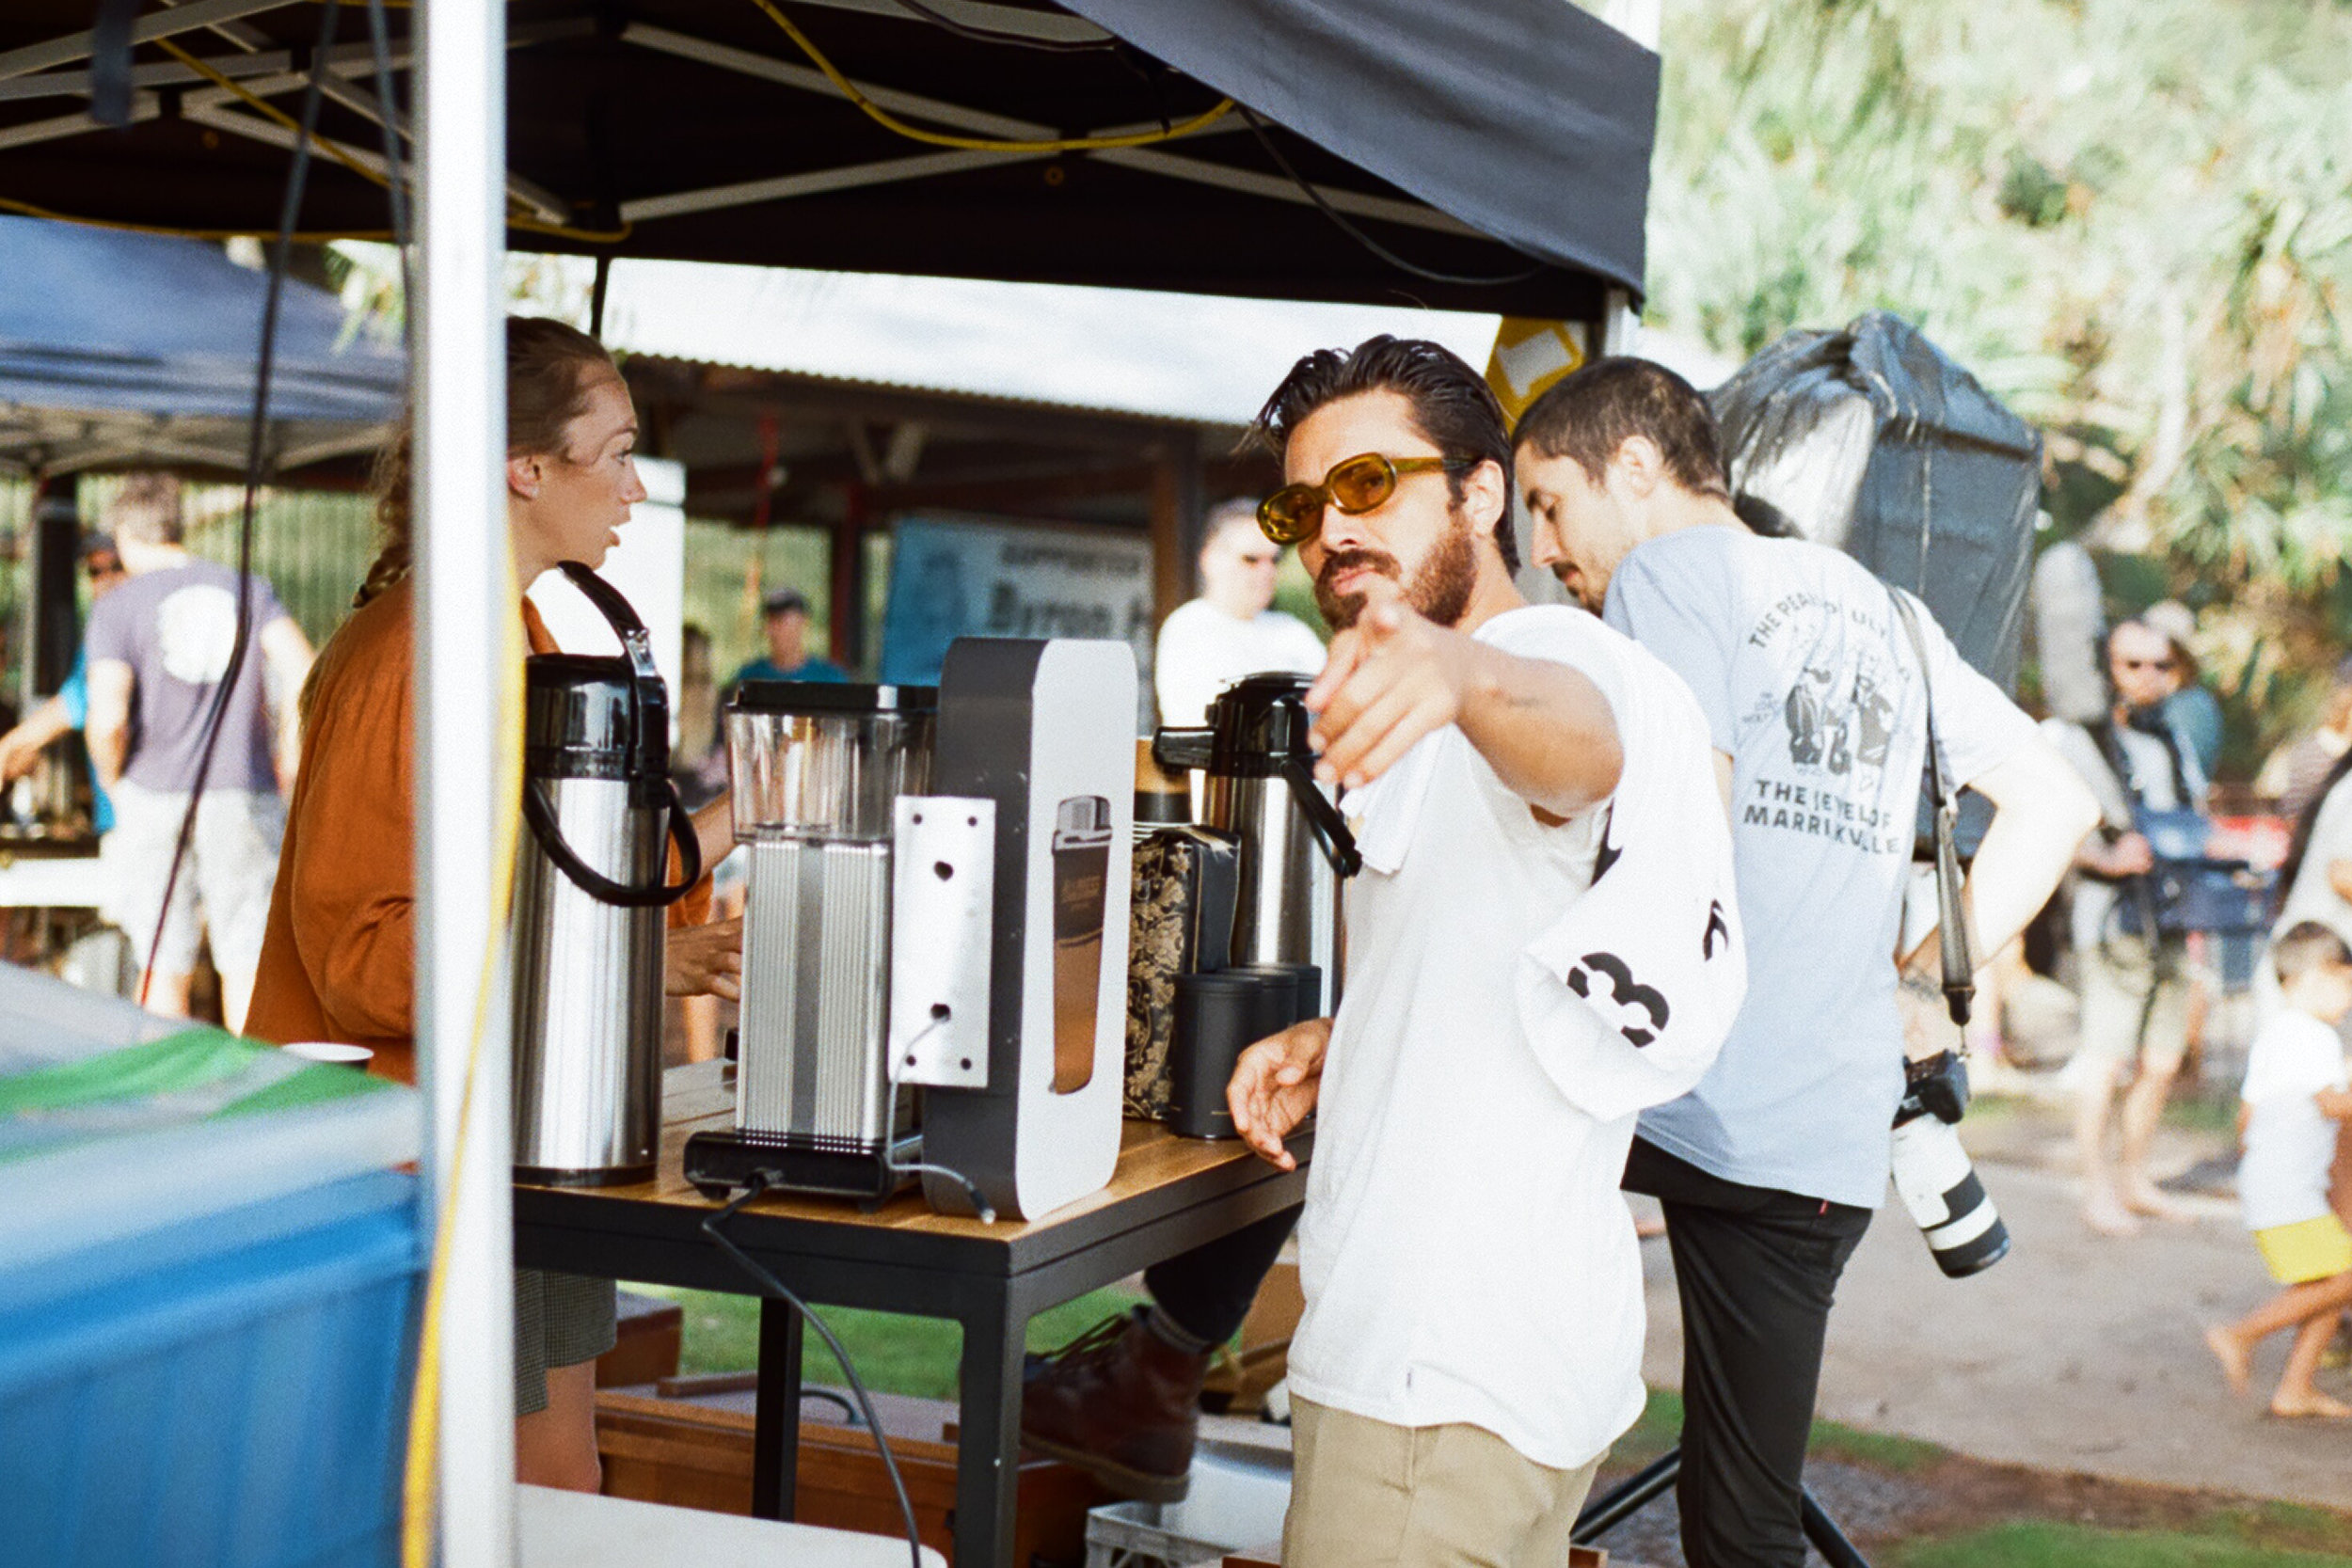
506, 451, 541, 501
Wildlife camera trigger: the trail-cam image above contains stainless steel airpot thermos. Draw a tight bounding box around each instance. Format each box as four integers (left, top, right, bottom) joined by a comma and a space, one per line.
1153, 673, 1360, 1018
511, 562, 703, 1186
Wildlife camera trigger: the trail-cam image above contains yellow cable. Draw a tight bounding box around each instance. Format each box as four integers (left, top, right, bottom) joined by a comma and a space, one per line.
160, 37, 386, 192
400, 573, 530, 1568
156, 37, 635, 245
0, 194, 389, 242
747, 0, 1233, 152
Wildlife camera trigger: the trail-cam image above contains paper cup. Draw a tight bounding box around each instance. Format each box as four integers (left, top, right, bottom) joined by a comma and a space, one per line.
281, 1040, 374, 1066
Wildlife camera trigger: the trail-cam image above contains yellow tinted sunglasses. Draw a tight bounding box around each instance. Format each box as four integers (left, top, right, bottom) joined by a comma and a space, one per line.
1257, 451, 1472, 546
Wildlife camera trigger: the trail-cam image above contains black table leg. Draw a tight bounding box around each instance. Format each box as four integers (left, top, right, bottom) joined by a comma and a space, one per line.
953, 1287, 1027, 1568
751, 1297, 805, 1520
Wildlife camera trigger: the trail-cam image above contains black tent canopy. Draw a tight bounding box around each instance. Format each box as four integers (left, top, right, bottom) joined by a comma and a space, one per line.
0, 0, 1656, 317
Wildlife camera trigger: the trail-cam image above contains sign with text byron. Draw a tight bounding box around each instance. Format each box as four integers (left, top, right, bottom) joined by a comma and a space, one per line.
878, 515, 1154, 722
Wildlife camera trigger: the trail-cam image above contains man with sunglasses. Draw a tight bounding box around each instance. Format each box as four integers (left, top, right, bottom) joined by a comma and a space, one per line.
1023, 341, 1748, 1567
0, 533, 130, 834
1234, 337, 1743, 1565
1515, 356, 2096, 1568
2045, 617, 2210, 1235
1152, 499, 1326, 727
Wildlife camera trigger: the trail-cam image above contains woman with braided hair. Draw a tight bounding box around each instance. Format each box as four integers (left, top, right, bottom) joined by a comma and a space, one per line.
248, 316, 741, 1489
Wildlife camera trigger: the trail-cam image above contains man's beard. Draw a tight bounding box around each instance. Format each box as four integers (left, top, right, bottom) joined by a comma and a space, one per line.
1314, 515, 1479, 631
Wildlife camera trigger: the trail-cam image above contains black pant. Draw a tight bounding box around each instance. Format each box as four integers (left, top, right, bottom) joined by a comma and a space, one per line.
1623, 1138, 1873, 1568
1143, 1205, 1301, 1346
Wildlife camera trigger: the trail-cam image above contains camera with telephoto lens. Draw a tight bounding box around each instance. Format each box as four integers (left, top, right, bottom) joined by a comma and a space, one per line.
1889, 1050, 2010, 1278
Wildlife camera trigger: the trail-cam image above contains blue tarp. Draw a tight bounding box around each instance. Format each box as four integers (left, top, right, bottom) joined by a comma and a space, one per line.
0, 215, 402, 470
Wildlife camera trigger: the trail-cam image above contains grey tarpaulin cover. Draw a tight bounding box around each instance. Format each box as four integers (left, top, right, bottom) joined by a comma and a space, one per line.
1058, 0, 1660, 298
1710, 311, 2042, 690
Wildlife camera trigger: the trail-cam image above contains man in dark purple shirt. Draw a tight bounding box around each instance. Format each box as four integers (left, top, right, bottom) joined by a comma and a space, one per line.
84, 473, 313, 1026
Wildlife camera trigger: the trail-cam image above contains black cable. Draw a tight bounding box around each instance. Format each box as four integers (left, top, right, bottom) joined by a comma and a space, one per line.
801, 1387, 860, 1424
884, 0, 1117, 54
703, 1174, 928, 1568
363, 0, 413, 307
141, 0, 342, 1006
1235, 104, 1549, 290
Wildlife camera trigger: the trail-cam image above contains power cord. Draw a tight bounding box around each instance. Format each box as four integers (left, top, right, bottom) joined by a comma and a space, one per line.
748, 0, 1232, 153
1235, 104, 1549, 290
139, 0, 345, 1006
703, 1172, 929, 1568
886, 0, 1116, 54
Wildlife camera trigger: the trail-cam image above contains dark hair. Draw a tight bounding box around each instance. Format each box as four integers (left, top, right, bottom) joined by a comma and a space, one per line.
2274, 919, 2352, 986
1252, 335, 1518, 572
106, 472, 184, 546
1513, 356, 1731, 502
2280, 749, 2352, 899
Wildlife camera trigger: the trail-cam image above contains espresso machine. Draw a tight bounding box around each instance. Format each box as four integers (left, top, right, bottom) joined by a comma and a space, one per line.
684, 638, 1136, 1222
1153, 673, 1359, 1015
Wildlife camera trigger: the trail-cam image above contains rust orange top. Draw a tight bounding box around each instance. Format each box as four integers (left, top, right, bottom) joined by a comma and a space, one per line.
246, 576, 711, 1082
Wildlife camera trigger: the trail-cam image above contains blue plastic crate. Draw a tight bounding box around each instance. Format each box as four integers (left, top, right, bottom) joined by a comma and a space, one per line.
0, 1169, 423, 1568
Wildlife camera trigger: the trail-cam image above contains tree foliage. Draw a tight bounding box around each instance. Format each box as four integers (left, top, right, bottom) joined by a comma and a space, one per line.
1646, 0, 2352, 757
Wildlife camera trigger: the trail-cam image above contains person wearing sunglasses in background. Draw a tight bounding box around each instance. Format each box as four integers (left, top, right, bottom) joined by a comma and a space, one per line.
2044, 618, 2212, 1235
0, 533, 129, 834
1152, 498, 1327, 727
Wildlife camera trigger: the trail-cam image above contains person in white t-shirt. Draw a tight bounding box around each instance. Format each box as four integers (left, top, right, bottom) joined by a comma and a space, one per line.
1515, 356, 2099, 1568
1152, 499, 1327, 727
2205, 922, 2352, 1418
1226, 338, 1748, 1568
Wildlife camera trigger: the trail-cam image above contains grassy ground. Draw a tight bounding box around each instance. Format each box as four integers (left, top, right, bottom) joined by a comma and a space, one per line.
638, 1287, 2352, 1566
1887, 1521, 2352, 1567
628, 1281, 1147, 1401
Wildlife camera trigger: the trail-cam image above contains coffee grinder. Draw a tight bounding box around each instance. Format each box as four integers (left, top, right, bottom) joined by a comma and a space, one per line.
684, 638, 1136, 1223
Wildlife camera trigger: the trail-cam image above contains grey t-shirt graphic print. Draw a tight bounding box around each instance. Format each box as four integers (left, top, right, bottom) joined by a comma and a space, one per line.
1605, 528, 2037, 1207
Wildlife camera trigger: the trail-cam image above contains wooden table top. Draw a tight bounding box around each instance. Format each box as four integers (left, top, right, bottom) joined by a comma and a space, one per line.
516, 1060, 1309, 1263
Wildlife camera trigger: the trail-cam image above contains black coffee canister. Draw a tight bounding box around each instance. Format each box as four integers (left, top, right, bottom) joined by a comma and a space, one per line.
1232, 962, 1323, 1025
1169, 968, 1303, 1139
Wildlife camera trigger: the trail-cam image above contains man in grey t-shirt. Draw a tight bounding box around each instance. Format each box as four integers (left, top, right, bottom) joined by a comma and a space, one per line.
83, 474, 313, 1027
1515, 359, 2097, 1568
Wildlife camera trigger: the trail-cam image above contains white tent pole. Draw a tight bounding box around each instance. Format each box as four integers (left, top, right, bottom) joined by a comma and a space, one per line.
415, 0, 516, 1563
1600, 0, 1661, 355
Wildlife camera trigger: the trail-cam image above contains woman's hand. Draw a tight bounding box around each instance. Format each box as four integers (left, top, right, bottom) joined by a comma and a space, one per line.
666, 916, 742, 1001
1229, 1017, 1332, 1170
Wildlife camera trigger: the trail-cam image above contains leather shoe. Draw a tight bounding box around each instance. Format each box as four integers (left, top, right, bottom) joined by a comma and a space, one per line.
1020, 1307, 1209, 1502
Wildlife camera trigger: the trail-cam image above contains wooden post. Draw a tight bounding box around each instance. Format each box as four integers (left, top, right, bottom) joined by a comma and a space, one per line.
833, 482, 868, 672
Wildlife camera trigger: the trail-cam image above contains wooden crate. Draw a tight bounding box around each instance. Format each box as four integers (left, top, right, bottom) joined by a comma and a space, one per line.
594, 1291, 684, 1388
596, 1389, 1104, 1565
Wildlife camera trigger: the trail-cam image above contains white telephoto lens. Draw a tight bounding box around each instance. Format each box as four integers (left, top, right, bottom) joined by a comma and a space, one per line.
1890, 1116, 2010, 1277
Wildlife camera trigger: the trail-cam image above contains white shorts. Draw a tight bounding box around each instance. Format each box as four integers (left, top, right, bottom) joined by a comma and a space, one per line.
102, 779, 286, 984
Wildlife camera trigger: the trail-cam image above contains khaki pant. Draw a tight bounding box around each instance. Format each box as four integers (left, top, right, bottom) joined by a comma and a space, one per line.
2064, 933, 2193, 1092
1283, 1396, 1601, 1568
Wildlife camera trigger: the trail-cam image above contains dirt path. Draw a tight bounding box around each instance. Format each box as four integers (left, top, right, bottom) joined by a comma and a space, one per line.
1637, 1153, 2352, 1510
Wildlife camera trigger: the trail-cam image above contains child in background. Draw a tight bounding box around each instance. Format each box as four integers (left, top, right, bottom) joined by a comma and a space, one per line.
2206, 921, 2352, 1418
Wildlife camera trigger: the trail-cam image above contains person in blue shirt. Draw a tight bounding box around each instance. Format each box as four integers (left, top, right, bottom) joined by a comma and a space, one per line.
728, 587, 849, 688
0, 533, 126, 832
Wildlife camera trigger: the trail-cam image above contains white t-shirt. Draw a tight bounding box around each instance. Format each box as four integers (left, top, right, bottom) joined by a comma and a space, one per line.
1287, 606, 1745, 1470
1605, 528, 2040, 1208
2042, 718, 2185, 953
2239, 1009, 2348, 1232
1152, 598, 1326, 727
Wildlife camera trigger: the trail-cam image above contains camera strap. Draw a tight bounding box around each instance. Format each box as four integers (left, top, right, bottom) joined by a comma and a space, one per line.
1889, 587, 1976, 1025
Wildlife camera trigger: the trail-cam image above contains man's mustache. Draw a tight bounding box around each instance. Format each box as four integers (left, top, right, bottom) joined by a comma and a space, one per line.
1317, 547, 1401, 589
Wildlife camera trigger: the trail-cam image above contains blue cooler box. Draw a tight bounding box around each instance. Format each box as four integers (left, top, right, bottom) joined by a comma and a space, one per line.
0, 966, 424, 1568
